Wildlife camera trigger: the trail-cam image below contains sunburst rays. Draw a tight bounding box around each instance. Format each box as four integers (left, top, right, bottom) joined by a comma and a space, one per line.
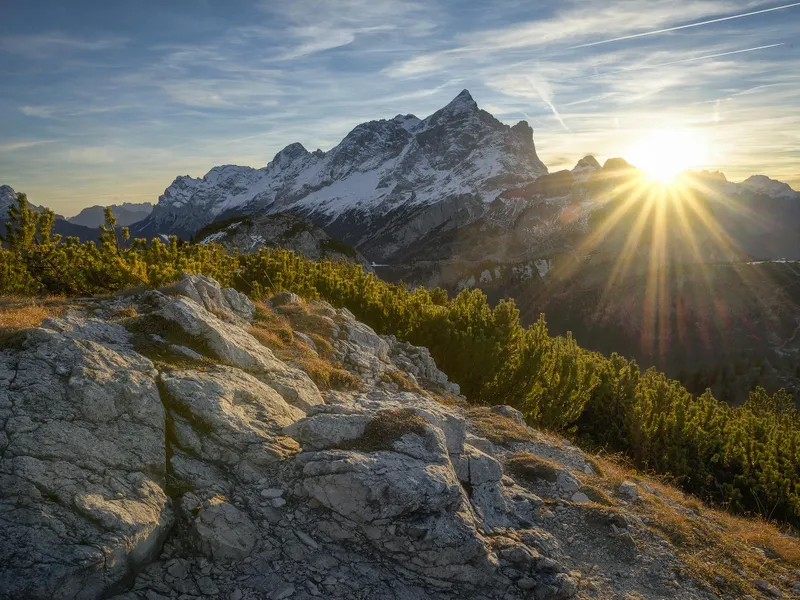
549, 167, 784, 362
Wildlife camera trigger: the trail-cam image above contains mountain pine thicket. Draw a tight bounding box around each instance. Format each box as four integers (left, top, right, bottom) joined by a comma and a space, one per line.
2, 192, 800, 527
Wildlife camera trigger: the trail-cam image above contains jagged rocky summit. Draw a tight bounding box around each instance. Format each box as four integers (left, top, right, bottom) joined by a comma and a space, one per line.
1, 275, 736, 600
132, 90, 548, 259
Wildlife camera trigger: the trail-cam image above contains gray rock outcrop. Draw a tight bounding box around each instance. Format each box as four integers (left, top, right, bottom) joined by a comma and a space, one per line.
1, 275, 732, 599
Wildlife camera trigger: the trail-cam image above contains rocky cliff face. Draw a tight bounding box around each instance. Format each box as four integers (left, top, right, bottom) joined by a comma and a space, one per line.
131, 90, 548, 259
2, 274, 770, 600
196, 213, 372, 270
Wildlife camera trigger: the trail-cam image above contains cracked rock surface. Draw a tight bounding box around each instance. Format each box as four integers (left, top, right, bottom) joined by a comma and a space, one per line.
1, 276, 719, 600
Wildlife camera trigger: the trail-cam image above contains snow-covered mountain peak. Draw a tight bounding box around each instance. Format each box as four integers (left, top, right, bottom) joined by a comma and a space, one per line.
0, 184, 47, 215
572, 155, 601, 174
420, 89, 483, 130
443, 88, 478, 112
740, 175, 798, 199
574, 155, 601, 171
269, 142, 311, 169
0, 185, 16, 215
133, 90, 549, 258
204, 165, 257, 184
392, 114, 421, 131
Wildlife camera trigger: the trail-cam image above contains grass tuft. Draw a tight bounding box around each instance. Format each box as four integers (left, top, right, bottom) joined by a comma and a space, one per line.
467, 407, 538, 445
506, 452, 561, 483
114, 304, 138, 319
338, 409, 428, 452
380, 369, 423, 393
250, 301, 360, 391
582, 484, 616, 506
0, 296, 69, 348
122, 314, 217, 370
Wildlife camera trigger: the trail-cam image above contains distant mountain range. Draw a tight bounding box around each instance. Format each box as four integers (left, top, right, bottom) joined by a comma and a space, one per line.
1, 185, 154, 240
1, 184, 102, 242
127, 89, 800, 400
68, 202, 153, 228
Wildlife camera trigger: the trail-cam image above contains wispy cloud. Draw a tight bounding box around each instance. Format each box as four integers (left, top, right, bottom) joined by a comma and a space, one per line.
386, 1, 759, 77
19, 105, 57, 118
487, 74, 570, 131
1, 0, 798, 209
570, 1, 800, 49
258, 0, 436, 60
589, 43, 785, 77
1, 32, 127, 58
0, 139, 60, 152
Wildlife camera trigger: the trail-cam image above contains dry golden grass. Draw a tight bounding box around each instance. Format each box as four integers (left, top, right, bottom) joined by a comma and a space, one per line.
251, 301, 360, 391
433, 393, 469, 408
381, 369, 424, 393
114, 304, 138, 319
0, 297, 68, 330
0, 297, 71, 348
308, 333, 334, 359
277, 306, 335, 338
506, 452, 562, 483
466, 407, 539, 445
582, 452, 800, 597
582, 484, 616, 506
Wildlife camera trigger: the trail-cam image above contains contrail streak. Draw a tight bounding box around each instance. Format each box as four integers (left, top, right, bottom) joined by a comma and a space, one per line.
570, 2, 800, 49
526, 76, 570, 131
589, 43, 785, 77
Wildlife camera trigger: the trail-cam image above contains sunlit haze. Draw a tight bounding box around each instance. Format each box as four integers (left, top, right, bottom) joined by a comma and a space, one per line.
627, 129, 711, 184
1, 0, 799, 214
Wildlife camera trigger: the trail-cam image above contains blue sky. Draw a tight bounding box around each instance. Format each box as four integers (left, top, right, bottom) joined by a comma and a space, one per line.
1, 0, 799, 215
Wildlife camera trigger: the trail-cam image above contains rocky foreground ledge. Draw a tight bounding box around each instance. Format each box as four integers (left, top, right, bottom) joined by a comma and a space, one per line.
0, 276, 755, 600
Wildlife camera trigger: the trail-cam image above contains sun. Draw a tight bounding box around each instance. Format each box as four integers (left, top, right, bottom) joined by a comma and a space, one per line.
627, 129, 710, 184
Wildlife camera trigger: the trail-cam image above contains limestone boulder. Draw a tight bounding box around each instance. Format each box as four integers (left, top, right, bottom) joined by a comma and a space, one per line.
338, 312, 390, 361
386, 335, 461, 395
0, 320, 172, 600
301, 450, 463, 523
158, 296, 278, 372
192, 497, 257, 561
161, 366, 302, 484
173, 273, 254, 322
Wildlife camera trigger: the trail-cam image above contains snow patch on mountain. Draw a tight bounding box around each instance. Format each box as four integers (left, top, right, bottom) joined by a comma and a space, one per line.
571, 156, 601, 182
739, 175, 798, 199
134, 90, 548, 257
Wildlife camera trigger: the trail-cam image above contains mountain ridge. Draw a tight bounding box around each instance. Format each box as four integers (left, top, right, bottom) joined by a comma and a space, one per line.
131, 89, 548, 258
67, 202, 153, 228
